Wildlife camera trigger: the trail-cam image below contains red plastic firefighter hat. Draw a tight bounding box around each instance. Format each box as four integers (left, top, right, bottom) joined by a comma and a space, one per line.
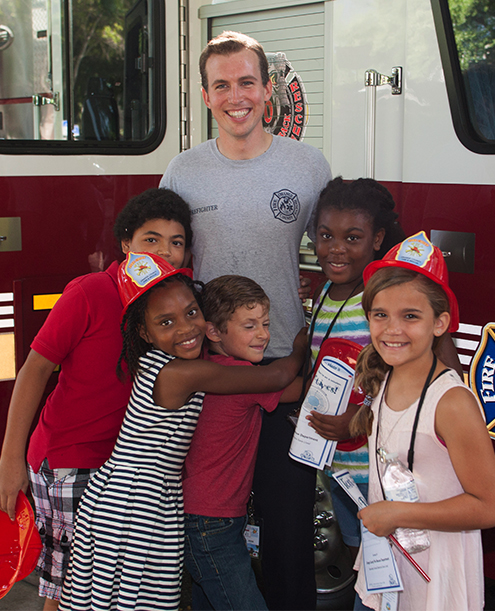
0, 491, 42, 600
363, 231, 459, 332
118, 252, 193, 316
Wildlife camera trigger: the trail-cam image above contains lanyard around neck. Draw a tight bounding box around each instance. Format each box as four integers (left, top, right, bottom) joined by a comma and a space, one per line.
298, 279, 363, 405
309, 280, 363, 369
375, 354, 438, 474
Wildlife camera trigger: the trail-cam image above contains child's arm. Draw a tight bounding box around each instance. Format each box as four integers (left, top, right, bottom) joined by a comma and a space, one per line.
306, 403, 361, 440
279, 376, 304, 403
291, 381, 362, 439
358, 386, 495, 536
280, 279, 325, 405
0, 350, 57, 521
154, 327, 307, 410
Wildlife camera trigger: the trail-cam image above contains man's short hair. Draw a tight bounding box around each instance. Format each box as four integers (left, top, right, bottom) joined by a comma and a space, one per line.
203, 275, 270, 333
199, 31, 269, 91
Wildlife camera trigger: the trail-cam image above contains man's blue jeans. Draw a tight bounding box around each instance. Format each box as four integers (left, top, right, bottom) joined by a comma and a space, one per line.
184, 514, 268, 611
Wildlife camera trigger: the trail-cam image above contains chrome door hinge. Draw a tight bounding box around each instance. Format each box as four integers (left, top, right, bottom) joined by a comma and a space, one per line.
32, 91, 60, 111
365, 67, 402, 95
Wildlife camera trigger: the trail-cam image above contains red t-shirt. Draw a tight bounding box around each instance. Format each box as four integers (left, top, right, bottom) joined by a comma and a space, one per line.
27, 261, 132, 471
183, 352, 283, 517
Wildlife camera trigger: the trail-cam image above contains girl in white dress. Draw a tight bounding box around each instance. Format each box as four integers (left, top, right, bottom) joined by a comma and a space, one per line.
351, 232, 495, 611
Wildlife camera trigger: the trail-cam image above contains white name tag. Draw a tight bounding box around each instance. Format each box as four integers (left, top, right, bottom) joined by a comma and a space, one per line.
361, 523, 403, 595
243, 523, 261, 558
381, 591, 399, 611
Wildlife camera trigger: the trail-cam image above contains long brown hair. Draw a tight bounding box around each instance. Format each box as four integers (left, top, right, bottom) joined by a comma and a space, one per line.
349, 267, 451, 436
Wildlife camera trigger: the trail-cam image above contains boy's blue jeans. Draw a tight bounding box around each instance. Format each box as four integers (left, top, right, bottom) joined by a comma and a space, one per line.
184, 514, 268, 611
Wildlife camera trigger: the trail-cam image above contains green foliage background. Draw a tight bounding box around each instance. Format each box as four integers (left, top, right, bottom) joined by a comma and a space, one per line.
449, 0, 495, 70
71, 0, 135, 133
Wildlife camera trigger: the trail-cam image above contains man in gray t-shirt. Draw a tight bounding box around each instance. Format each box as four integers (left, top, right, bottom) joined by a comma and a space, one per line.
161, 40, 330, 360
160, 31, 331, 611
161, 136, 330, 359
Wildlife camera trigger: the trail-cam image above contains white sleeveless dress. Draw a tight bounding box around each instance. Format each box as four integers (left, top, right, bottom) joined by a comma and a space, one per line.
59, 349, 204, 610
355, 370, 484, 611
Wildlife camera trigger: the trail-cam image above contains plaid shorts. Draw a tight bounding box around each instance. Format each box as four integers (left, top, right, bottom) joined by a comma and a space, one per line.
28, 460, 97, 600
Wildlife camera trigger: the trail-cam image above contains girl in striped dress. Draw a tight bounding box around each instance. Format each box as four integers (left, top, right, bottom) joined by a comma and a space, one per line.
306, 177, 462, 560
58, 252, 305, 611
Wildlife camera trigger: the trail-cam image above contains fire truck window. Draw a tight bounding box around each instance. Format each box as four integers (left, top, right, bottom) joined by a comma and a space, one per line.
448, 0, 495, 142
0, 0, 163, 150
434, 0, 495, 153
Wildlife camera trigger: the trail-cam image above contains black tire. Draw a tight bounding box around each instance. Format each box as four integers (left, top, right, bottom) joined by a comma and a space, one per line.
316, 576, 356, 611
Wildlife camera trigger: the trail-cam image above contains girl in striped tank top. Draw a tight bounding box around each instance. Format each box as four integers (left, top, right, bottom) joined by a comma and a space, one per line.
305, 177, 405, 560
59, 253, 305, 611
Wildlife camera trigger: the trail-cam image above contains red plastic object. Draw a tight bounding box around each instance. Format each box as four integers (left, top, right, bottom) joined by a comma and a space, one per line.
118, 251, 193, 317
313, 337, 367, 452
363, 231, 459, 332
0, 491, 42, 599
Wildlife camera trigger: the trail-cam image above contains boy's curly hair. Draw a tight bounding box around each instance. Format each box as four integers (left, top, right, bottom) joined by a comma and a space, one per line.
113, 188, 192, 249
314, 177, 406, 259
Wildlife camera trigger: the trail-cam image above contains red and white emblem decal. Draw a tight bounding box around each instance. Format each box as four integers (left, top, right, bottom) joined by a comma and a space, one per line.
263, 52, 308, 141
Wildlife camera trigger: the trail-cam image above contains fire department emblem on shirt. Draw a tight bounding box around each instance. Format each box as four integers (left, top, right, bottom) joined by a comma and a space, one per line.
263, 52, 308, 141
470, 322, 495, 438
270, 189, 300, 223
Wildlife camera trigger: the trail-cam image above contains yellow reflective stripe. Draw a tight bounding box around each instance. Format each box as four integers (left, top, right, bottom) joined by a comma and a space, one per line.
33, 294, 62, 311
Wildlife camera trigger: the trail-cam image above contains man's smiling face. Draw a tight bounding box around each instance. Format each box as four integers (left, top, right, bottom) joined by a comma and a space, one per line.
202, 48, 272, 145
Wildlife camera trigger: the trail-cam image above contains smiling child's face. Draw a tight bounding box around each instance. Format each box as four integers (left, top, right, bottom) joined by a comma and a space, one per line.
369, 280, 449, 372
122, 218, 188, 269
140, 280, 206, 359
207, 303, 270, 363
316, 208, 384, 299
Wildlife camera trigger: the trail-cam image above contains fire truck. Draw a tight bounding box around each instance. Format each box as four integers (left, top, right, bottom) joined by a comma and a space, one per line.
1, 0, 495, 601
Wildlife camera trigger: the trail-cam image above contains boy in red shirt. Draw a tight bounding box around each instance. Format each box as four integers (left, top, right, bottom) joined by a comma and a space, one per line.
182, 275, 301, 611
0, 188, 192, 610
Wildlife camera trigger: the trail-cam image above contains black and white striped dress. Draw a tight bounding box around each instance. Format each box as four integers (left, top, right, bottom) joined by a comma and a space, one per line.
59, 349, 204, 610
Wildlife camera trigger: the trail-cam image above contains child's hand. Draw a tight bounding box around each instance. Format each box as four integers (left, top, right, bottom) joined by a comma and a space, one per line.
306, 403, 359, 440
298, 275, 311, 302
358, 501, 400, 538
0, 456, 29, 521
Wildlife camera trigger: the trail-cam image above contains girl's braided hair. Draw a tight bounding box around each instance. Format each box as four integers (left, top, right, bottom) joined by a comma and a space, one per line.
117, 275, 204, 379
314, 177, 406, 257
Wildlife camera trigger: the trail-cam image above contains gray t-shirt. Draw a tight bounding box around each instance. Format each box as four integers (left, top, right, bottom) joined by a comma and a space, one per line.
160, 135, 331, 358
